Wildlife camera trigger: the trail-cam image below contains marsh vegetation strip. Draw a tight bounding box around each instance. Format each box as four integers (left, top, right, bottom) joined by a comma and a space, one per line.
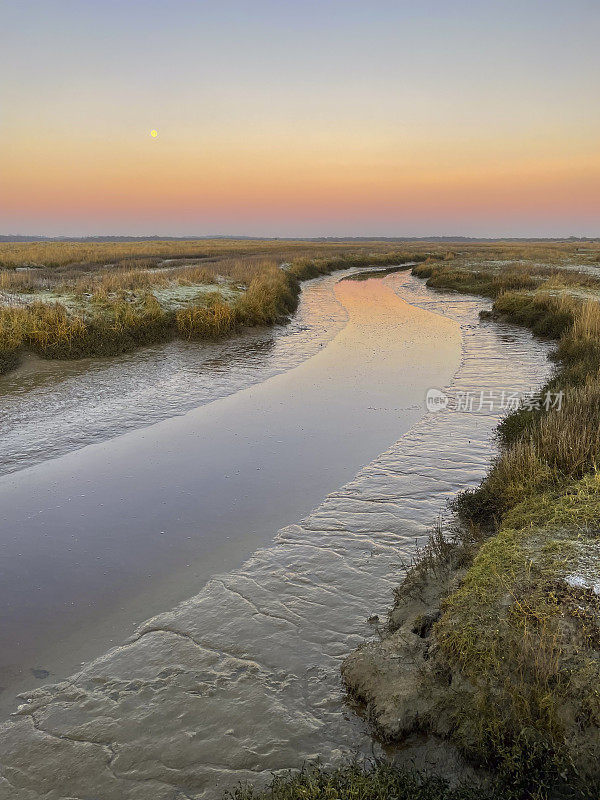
0, 274, 552, 800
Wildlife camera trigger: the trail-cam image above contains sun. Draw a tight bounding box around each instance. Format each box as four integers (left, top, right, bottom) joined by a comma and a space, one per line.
150, 129, 158, 138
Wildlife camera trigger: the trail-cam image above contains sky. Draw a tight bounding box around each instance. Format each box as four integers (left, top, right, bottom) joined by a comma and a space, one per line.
1, 0, 599, 237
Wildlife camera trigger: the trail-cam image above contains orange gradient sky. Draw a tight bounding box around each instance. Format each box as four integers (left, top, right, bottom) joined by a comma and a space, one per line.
2, 0, 599, 237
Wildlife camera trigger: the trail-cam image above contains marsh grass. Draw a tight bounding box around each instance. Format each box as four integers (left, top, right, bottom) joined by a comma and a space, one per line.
403, 257, 600, 794
0, 239, 308, 269
176, 297, 240, 339
0, 294, 171, 364
454, 302, 600, 528
412, 263, 541, 298
393, 518, 483, 605
225, 761, 489, 800
489, 291, 578, 337
0, 239, 433, 271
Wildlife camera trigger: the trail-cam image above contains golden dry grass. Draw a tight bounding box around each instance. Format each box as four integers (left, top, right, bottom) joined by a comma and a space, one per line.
0, 238, 433, 271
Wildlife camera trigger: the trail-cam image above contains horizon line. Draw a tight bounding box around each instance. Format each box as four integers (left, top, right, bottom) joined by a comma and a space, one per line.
2, 234, 599, 243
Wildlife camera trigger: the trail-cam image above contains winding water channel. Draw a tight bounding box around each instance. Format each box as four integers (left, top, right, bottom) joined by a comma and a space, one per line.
0, 271, 552, 799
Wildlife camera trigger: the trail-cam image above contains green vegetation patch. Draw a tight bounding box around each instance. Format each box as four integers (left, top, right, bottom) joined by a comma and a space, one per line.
434, 514, 600, 792
503, 473, 600, 532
